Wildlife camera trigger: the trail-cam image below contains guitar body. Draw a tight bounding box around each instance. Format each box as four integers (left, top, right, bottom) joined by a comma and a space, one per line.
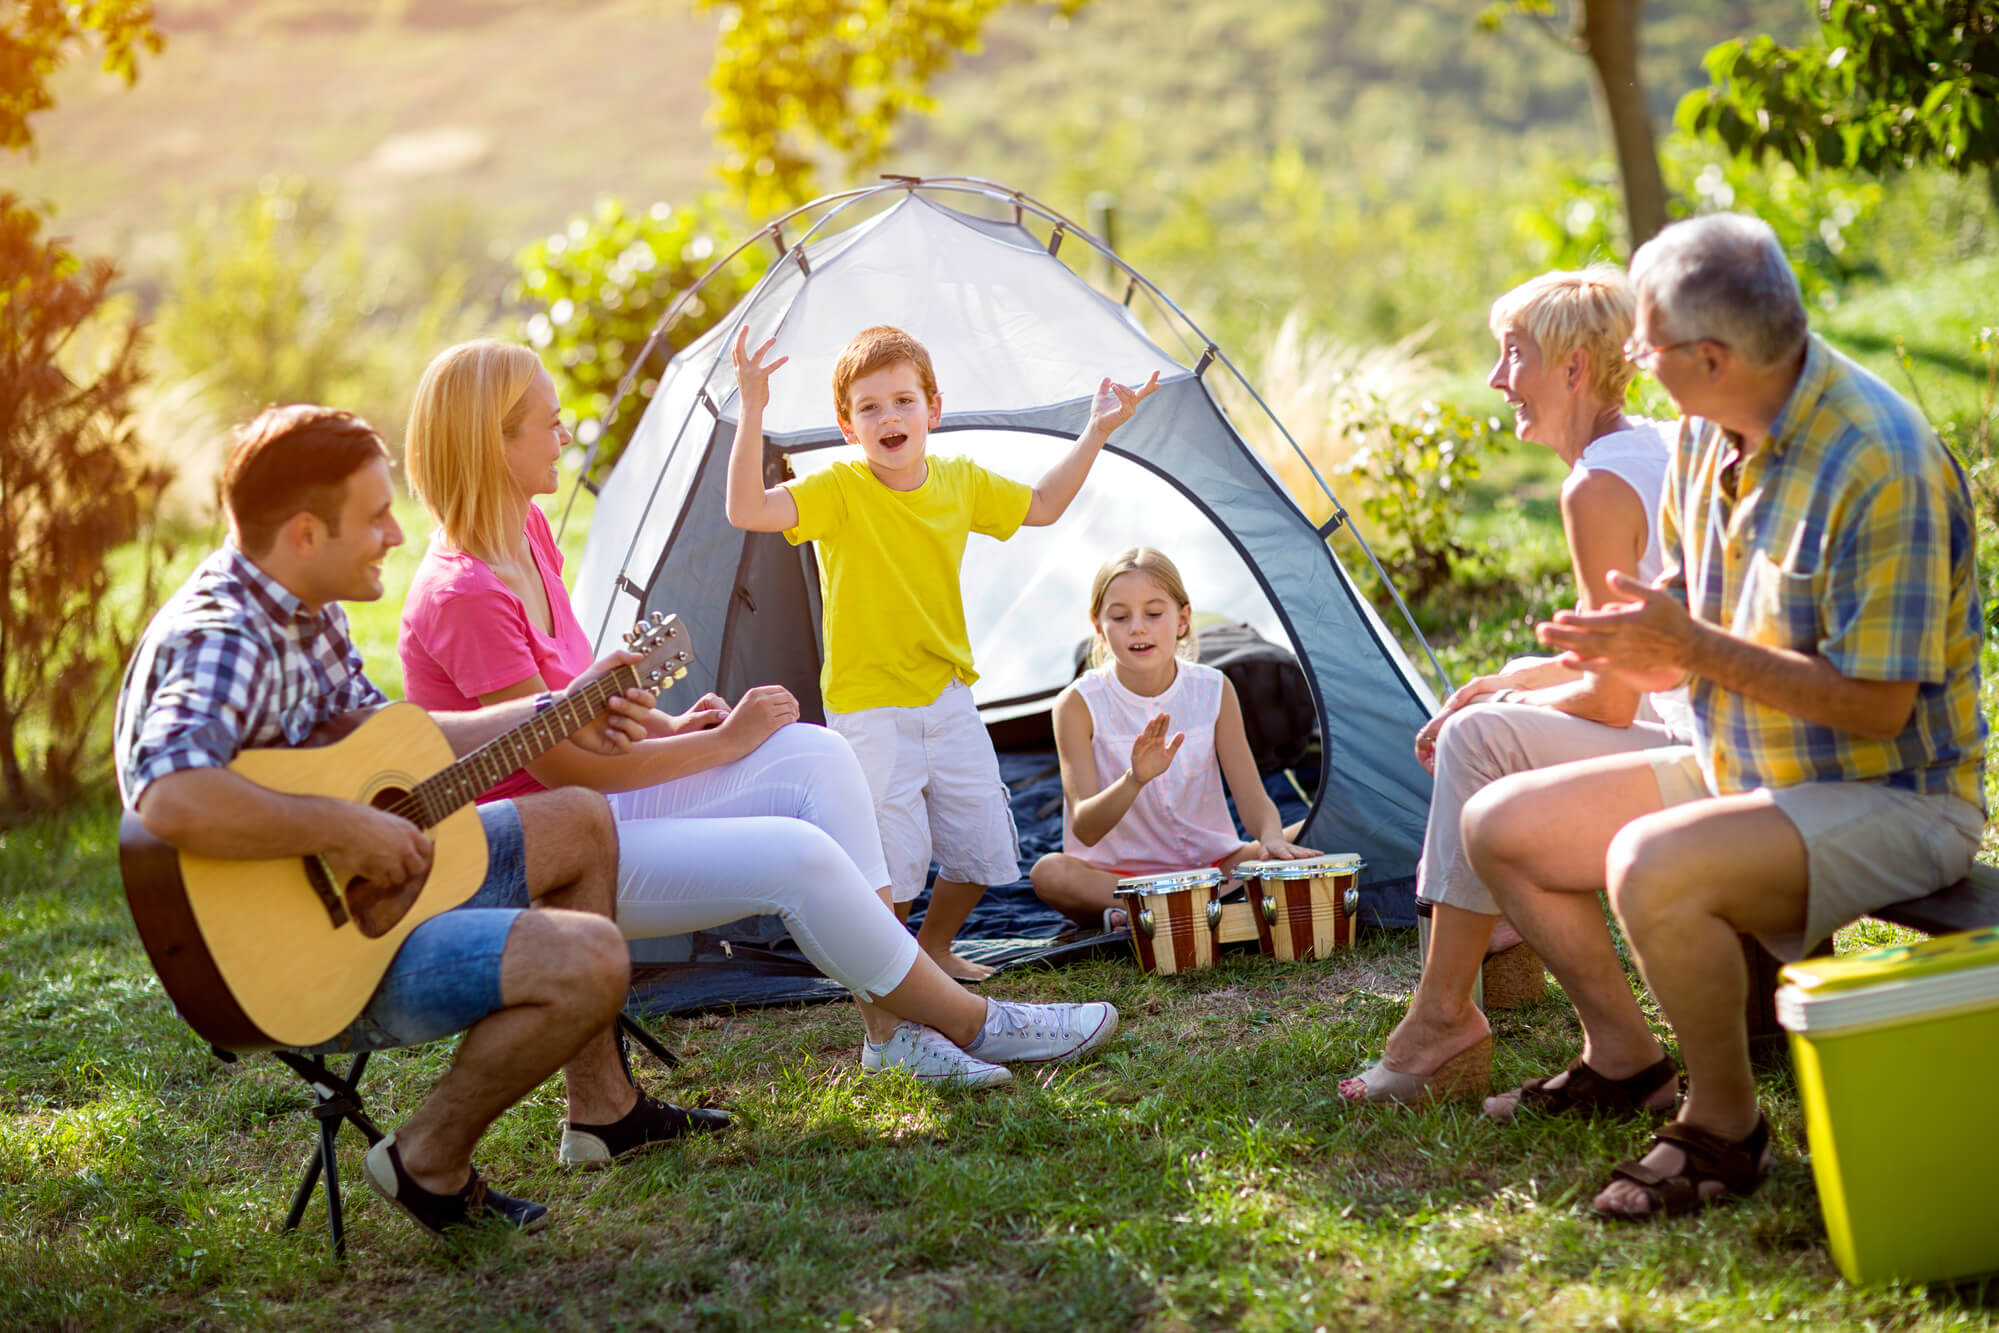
122, 702, 488, 1052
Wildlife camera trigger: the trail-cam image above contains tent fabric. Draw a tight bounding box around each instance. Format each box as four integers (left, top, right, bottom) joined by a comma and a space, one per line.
573, 183, 1442, 975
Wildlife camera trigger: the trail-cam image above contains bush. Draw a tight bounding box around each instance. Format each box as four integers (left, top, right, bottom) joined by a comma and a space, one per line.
1336, 397, 1507, 605
0, 196, 175, 813
512, 197, 764, 482
154, 178, 482, 447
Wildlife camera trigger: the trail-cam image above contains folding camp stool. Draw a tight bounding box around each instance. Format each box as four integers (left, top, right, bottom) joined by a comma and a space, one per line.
233, 1012, 676, 1258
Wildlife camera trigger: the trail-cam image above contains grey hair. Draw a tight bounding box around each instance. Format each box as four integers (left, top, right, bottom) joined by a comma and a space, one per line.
1628, 213, 1807, 372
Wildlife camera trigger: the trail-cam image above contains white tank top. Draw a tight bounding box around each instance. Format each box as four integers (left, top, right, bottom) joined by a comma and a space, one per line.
1063, 660, 1247, 874
1572, 419, 1693, 738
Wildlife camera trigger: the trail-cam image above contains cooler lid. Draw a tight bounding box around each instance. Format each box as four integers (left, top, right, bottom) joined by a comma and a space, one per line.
1777, 926, 1999, 1034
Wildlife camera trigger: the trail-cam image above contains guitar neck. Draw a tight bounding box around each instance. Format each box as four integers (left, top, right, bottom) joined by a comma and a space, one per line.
401, 666, 639, 828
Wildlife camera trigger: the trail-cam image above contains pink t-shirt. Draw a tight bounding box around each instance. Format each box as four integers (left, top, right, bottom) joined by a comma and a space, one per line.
399, 504, 593, 801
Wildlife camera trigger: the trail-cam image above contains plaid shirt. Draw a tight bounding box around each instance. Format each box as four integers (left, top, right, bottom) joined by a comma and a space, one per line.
114, 544, 387, 807
1659, 334, 1986, 810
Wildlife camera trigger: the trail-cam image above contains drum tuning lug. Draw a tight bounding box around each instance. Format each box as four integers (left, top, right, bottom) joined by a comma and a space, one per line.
1343, 886, 1360, 917
1204, 898, 1222, 932
1135, 906, 1155, 939
1260, 893, 1277, 927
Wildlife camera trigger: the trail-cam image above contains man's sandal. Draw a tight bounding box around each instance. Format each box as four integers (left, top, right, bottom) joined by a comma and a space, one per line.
1482, 1053, 1678, 1122
1590, 1115, 1773, 1221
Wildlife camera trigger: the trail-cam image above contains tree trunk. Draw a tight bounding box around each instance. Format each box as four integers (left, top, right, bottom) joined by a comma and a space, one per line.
1576, 0, 1668, 248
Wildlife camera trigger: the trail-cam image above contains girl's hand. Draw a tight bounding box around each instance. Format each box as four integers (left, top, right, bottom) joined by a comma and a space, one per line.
731, 326, 789, 414
1087, 370, 1162, 437
1258, 838, 1321, 861
1128, 712, 1184, 785
656, 692, 730, 736
718, 684, 799, 753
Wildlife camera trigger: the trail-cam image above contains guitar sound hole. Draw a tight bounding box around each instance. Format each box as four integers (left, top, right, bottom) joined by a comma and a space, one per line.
347, 786, 430, 939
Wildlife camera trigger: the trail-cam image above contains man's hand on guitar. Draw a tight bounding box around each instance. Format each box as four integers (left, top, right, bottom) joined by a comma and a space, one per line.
326, 802, 434, 888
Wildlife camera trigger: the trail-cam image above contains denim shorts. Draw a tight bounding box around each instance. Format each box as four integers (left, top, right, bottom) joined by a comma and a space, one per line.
306, 800, 530, 1055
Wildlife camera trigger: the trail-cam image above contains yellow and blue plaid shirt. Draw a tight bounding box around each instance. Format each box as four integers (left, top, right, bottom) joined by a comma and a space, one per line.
1659, 334, 1986, 811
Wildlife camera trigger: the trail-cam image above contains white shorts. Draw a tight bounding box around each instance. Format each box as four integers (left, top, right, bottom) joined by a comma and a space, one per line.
826, 680, 1021, 902
1646, 747, 1985, 959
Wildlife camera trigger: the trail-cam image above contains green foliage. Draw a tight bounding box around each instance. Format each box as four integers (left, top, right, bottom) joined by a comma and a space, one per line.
0, 196, 174, 813
1512, 139, 1886, 304
1680, 1, 1999, 183
1337, 399, 1507, 605
154, 178, 479, 445
511, 197, 763, 480
0, 0, 163, 153
701, 0, 1086, 213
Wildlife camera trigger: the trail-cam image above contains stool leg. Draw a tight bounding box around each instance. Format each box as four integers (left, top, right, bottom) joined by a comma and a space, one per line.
282, 1141, 326, 1233
321, 1114, 347, 1260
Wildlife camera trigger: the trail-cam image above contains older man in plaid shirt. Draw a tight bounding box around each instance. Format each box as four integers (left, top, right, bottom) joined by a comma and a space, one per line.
1459, 214, 1986, 1221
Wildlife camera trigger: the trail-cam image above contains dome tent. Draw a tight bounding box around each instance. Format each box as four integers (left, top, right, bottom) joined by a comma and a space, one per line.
564, 177, 1445, 994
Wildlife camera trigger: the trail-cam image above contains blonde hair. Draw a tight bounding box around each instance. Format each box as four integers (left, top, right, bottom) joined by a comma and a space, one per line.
1487, 265, 1637, 406
405, 339, 545, 562
1086, 547, 1198, 668
832, 325, 938, 421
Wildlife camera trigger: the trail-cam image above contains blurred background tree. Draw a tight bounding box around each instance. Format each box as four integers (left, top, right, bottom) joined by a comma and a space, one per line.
1, 0, 172, 813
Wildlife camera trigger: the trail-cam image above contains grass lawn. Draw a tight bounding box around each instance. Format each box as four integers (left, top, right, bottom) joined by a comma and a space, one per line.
3, 799, 1995, 1329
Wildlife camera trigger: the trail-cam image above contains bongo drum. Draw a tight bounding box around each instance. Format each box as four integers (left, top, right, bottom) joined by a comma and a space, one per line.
1238, 853, 1364, 962
1113, 868, 1227, 975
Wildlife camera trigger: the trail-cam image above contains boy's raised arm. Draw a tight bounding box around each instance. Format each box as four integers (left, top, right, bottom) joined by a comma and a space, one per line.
1023, 370, 1161, 527
724, 326, 801, 532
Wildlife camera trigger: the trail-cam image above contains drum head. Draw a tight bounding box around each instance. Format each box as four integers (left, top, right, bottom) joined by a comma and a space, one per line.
1114, 867, 1226, 896
1238, 852, 1363, 881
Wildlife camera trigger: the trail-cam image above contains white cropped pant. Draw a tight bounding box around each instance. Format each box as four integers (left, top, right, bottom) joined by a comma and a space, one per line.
609, 723, 917, 1001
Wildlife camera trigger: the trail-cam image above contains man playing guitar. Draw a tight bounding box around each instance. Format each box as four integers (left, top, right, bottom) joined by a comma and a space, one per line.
113, 404, 721, 1239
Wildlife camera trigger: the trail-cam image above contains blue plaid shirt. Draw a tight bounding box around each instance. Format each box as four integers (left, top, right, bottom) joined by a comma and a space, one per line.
114, 544, 387, 807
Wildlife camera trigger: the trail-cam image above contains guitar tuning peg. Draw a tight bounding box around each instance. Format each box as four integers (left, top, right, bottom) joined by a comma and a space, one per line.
673, 666, 688, 680
650, 611, 664, 625
623, 631, 637, 646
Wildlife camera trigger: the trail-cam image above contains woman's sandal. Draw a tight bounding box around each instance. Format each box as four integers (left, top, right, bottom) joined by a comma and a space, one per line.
1482, 1053, 1679, 1122
1590, 1115, 1773, 1221
1338, 1031, 1493, 1105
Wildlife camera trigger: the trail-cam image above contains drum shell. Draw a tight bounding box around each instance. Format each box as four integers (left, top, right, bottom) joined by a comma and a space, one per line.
1246, 865, 1358, 961
1114, 871, 1224, 976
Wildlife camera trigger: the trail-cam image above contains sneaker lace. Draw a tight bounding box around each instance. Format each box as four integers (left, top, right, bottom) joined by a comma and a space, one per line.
986, 999, 1057, 1040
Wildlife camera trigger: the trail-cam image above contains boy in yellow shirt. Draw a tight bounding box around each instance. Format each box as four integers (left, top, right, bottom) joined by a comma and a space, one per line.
726, 323, 1158, 980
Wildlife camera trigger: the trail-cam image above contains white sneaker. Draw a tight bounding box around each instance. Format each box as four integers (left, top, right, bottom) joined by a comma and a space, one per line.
969, 999, 1120, 1065
861, 1022, 1014, 1089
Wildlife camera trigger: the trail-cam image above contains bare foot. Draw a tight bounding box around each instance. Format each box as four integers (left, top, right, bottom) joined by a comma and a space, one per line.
931, 949, 995, 981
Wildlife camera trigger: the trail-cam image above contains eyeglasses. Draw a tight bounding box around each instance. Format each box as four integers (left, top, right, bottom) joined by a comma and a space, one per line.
1623, 336, 1700, 370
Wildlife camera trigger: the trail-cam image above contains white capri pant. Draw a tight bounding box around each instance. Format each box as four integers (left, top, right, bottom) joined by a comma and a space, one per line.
609, 722, 917, 1002
1420, 701, 1681, 917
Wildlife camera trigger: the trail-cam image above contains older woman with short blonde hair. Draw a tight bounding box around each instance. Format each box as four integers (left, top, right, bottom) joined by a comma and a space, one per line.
1340, 266, 1691, 1112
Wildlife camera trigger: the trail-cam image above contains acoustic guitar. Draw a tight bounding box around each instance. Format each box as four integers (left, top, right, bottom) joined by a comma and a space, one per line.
119, 613, 693, 1053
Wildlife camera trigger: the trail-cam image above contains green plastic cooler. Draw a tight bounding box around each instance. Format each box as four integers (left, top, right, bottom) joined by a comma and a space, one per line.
1777, 927, 1999, 1285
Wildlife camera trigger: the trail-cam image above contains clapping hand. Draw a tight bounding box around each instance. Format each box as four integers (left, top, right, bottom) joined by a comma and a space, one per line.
1087, 370, 1162, 438
1129, 712, 1185, 786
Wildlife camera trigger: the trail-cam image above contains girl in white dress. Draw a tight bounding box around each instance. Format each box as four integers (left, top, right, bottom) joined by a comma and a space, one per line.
1030, 548, 1316, 928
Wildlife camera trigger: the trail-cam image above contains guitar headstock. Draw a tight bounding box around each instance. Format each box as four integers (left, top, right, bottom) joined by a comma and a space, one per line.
623, 612, 695, 691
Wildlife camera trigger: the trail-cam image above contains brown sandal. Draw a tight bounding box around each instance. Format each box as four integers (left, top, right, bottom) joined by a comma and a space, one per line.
1484, 1054, 1678, 1122
1591, 1115, 1772, 1221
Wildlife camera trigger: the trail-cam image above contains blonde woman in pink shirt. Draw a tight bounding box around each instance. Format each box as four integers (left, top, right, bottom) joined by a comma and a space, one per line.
1030, 547, 1316, 928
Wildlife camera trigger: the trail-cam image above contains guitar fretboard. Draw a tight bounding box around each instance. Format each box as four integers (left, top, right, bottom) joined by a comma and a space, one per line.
390, 665, 643, 829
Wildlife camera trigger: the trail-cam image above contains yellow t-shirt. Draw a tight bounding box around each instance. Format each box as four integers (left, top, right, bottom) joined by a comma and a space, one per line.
784, 455, 1033, 713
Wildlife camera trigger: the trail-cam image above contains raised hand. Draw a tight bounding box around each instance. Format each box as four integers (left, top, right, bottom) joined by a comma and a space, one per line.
1537, 570, 1693, 692
719, 684, 801, 753
731, 326, 790, 415
1088, 369, 1162, 438
1128, 712, 1185, 786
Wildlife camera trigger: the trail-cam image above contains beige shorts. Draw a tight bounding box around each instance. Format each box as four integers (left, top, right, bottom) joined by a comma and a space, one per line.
1645, 746, 1986, 959
826, 680, 1021, 902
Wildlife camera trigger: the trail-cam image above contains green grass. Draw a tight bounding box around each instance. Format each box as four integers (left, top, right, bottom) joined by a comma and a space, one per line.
4, 803, 1996, 1329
